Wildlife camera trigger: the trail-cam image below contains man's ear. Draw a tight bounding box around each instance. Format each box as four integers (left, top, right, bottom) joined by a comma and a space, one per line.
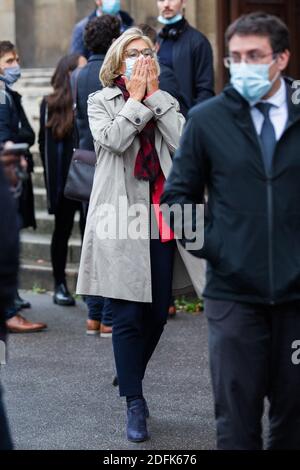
277, 49, 291, 72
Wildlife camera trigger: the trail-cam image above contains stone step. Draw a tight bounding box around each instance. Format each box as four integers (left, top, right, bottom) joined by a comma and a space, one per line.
32, 152, 43, 170
20, 231, 81, 264
33, 187, 48, 211
31, 166, 45, 188
25, 210, 81, 237
19, 259, 78, 292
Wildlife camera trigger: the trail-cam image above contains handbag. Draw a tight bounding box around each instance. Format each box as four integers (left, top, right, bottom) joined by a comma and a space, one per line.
64, 69, 97, 202
64, 149, 96, 202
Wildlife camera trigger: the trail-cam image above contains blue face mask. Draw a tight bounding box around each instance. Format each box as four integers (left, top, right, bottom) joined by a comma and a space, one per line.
3, 65, 21, 85
230, 61, 279, 104
124, 57, 137, 80
158, 14, 183, 25
102, 0, 120, 15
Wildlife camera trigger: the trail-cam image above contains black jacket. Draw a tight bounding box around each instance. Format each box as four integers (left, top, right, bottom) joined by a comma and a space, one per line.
158, 20, 214, 110
38, 98, 74, 214
0, 77, 36, 229
159, 63, 189, 117
74, 54, 105, 151
0, 162, 19, 330
161, 79, 300, 305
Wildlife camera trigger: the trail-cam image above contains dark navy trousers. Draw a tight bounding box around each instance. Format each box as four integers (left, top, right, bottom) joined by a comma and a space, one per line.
205, 298, 300, 450
0, 385, 13, 450
110, 238, 176, 397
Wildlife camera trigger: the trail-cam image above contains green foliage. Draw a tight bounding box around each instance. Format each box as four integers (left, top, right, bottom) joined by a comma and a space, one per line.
175, 296, 204, 314
31, 284, 46, 294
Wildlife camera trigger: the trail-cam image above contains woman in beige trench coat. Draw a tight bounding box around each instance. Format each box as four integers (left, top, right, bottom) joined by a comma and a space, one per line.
76, 28, 205, 443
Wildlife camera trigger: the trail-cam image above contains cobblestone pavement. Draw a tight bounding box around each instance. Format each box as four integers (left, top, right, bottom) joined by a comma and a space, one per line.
1, 292, 216, 450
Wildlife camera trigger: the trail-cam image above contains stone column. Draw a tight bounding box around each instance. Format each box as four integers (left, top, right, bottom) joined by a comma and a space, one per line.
196, 0, 218, 70
33, 0, 77, 67
0, 0, 16, 43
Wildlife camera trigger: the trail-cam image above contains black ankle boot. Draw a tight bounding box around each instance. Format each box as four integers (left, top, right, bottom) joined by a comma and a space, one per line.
126, 398, 149, 443
14, 291, 31, 309
53, 283, 75, 306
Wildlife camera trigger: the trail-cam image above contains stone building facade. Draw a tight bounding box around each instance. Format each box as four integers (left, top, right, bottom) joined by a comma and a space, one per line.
0, 0, 217, 68
1, 1, 300, 90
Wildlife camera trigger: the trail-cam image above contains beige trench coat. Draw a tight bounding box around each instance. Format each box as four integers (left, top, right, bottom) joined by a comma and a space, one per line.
76, 87, 206, 302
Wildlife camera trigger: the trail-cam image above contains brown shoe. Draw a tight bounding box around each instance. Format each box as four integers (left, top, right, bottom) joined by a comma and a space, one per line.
100, 323, 112, 338
86, 319, 100, 335
6, 314, 47, 333
168, 305, 177, 319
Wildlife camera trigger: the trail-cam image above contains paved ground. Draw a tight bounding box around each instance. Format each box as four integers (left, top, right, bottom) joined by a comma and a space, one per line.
1, 292, 216, 450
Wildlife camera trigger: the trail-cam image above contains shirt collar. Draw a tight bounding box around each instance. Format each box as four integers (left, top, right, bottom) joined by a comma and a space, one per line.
252, 77, 286, 109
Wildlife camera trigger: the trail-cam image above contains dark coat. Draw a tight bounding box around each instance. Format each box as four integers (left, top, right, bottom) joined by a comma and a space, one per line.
158, 20, 215, 110
38, 97, 74, 215
74, 54, 105, 151
161, 79, 300, 305
0, 77, 36, 229
70, 9, 134, 59
159, 63, 189, 117
0, 162, 19, 326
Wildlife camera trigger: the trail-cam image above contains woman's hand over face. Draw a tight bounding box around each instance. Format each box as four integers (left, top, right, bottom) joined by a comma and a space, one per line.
146, 58, 159, 96
125, 57, 147, 102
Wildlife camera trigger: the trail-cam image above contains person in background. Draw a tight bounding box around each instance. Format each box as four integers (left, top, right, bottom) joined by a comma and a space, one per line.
73, 14, 121, 337
161, 12, 300, 450
0, 41, 47, 333
157, 0, 214, 317
157, 0, 214, 109
0, 148, 19, 449
139, 23, 189, 117
70, 0, 133, 59
39, 54, 86, 307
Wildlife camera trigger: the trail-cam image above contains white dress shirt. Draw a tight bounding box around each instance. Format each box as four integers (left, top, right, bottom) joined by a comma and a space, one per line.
250, 78, 288, 141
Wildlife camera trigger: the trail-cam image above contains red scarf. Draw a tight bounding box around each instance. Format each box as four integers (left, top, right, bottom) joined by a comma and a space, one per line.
114, 76, 161, 183
114, 77, 174, 242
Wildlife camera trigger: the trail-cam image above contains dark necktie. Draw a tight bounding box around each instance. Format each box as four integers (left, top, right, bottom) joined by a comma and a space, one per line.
255, 102, 277, 174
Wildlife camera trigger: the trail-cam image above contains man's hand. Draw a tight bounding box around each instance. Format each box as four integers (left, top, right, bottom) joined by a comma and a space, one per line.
0, 142, 26, 187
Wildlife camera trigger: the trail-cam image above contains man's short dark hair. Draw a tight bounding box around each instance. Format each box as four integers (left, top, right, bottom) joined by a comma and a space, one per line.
138, 24, 158, 46
0, 41, 16, 59
84, 15, 121, 55
225, 12, 290, 53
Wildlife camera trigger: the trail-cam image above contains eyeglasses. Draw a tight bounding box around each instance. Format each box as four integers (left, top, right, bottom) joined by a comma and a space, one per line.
124, 48, 155, 59
224, 52, 278, 68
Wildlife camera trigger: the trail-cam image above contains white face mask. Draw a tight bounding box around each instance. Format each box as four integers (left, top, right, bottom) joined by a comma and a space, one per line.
124, 57, 137, 80
102, 0, 120, 15
230, 61, 280, 104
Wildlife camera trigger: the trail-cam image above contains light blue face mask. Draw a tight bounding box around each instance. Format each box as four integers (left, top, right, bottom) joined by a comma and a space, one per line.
3, 65, 21, 85
230, 61, 280, 104
158, 14, 183, 25
124, 57, 137, 80
102, 0, 120, 15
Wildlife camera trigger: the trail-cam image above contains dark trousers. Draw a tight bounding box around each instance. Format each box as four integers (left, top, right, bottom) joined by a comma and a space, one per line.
0, 385, 13, 450
51, 196, 85, 285
205, 298, 300, 450
111, 238, 175, 397
84, 296, 113, 326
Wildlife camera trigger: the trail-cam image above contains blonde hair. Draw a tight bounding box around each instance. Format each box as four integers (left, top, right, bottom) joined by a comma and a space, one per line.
100, 27, 160, 87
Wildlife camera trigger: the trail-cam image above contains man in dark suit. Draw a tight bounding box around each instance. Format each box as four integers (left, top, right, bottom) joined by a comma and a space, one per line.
162, 12, 300, 449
